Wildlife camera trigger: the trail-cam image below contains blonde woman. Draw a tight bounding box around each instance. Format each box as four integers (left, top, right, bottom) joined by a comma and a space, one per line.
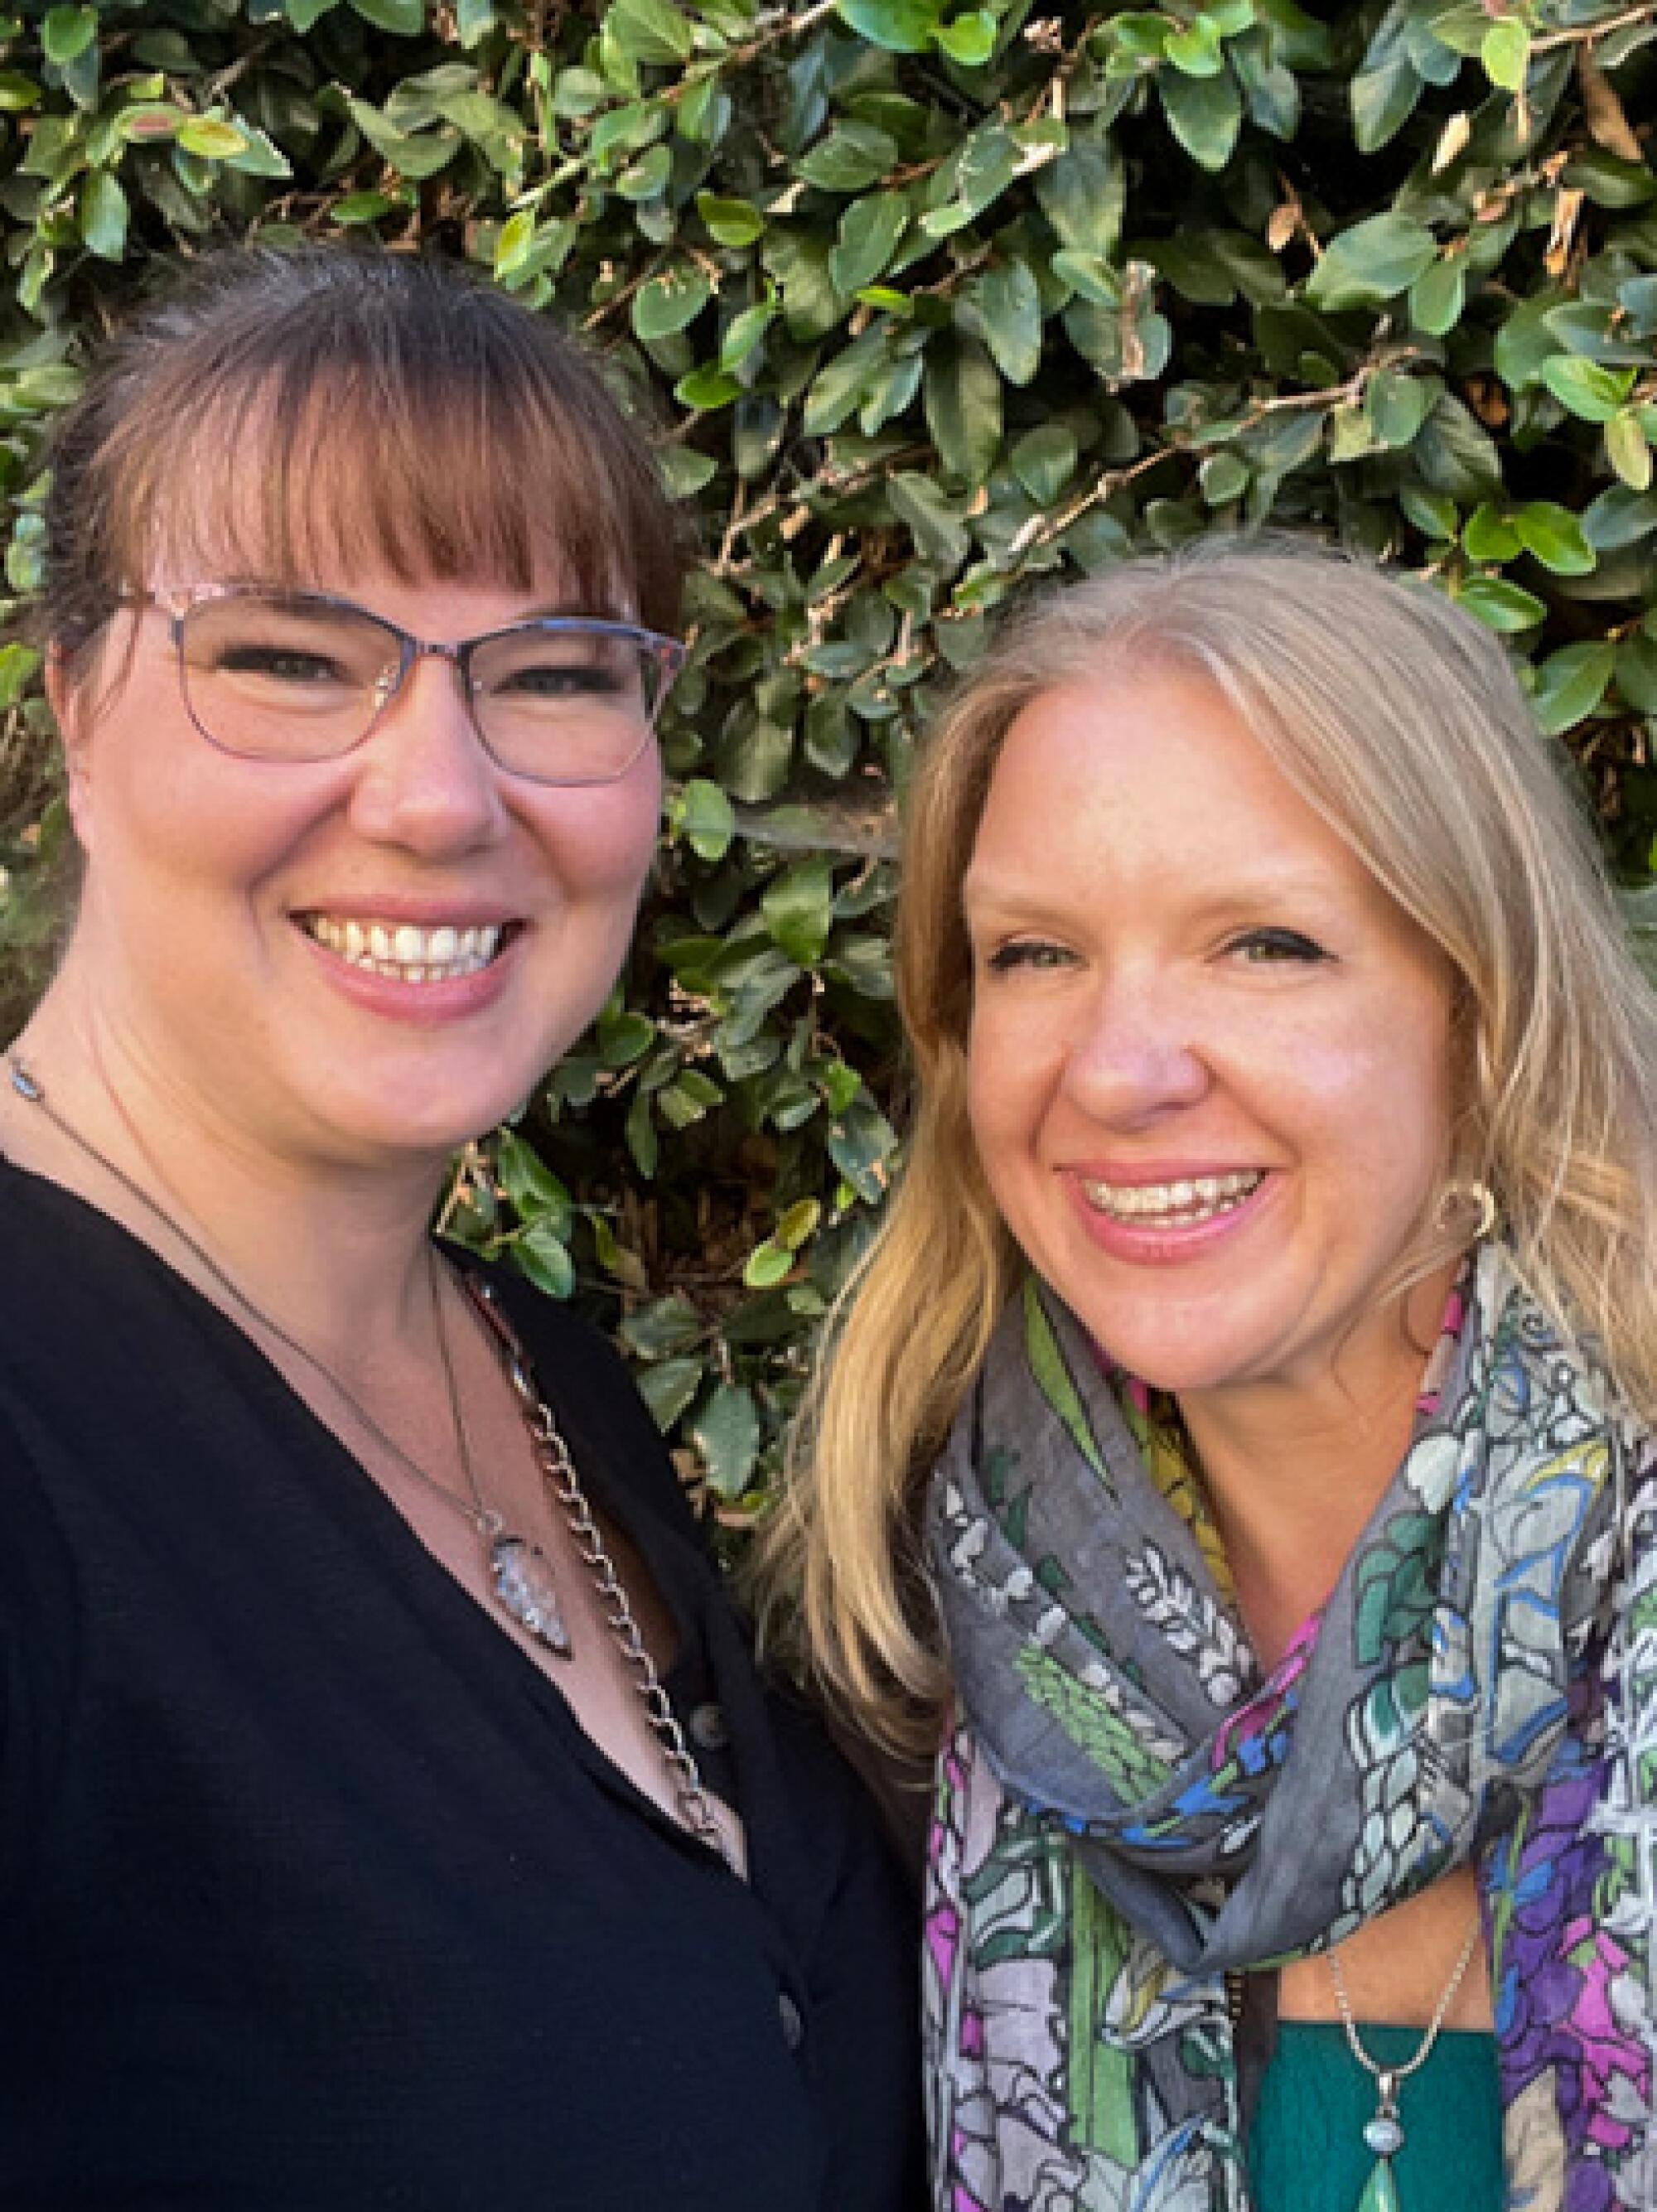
775, 546, 1657, 2210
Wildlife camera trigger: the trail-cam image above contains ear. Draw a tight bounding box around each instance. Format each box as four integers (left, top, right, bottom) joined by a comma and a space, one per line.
45, 645, 97, 855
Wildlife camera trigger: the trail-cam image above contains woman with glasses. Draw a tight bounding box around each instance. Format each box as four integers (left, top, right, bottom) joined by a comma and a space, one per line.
771, 545, 1657, 2211
0, 246, 922, 2210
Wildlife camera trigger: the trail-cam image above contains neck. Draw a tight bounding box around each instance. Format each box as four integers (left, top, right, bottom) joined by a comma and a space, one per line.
4, 996, 449, 1371
1174, 1276, 1455, 1667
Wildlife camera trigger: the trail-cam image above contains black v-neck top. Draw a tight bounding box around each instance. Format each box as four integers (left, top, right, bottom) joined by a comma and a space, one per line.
0, 1155, 924, 2210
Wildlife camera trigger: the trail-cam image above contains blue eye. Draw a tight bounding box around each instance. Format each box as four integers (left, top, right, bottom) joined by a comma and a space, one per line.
1230, 928, 1329, 964
983, 939, 1075, 973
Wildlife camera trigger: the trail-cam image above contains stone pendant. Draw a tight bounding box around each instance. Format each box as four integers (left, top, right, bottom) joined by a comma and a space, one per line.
1355, 2157, 1401, 2212
490, 1533, 572, 1657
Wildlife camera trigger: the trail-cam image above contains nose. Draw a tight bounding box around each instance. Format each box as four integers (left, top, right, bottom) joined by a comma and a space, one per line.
1060, 970, 1212, 1128
345, 649, 508, 858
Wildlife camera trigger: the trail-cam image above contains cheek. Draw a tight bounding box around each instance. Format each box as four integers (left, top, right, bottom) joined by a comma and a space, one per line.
1285, 994, 1452, 1196
536, 765, 661, 906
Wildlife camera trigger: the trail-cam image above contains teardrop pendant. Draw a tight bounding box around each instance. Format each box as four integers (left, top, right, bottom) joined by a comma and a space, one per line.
1355, 2156, 1400, 2212
490, 1533, 572, 1656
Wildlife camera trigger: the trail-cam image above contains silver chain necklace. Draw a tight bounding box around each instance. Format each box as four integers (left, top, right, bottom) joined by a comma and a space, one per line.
6, 1055, 737, 1872
1326, 1918, 1481, 2202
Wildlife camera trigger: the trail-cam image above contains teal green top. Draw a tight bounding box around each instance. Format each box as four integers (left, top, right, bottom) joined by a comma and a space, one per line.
1246, 2024, 1503, 2212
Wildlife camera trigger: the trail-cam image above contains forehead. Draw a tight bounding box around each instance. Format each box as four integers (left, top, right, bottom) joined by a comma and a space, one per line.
964, 670, 1416, 932
118, 377, 632, 616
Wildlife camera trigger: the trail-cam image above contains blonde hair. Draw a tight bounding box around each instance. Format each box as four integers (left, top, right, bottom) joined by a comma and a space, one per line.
763, 540, 1657, 1754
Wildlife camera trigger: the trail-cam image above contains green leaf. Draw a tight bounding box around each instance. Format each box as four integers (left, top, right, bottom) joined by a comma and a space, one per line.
176, 117, 249, 159
1456, 575, 1546, 633
935, 8, 995, 64
920, 124, 1019, 235
827, 1097, 897, 1204
0, 644, 41, 708
718, 298, 775, 371
674, 365, 742, 410
0, 70, 41, 111
512, 1217, 575, 1300
1481, 18, 1529, 92
631, 265, 712, 341
598, 1010, 655, 1069
1051, 249, 1121, 307
1365, 368, 1432, 448
1306, 213, 1437, 311
1607, 410, 1654, 493
1351, 50, 1423, 152
227, 125, 293, 180
1036, 141, 1125, 259
698, 193, 765, 248
76, 169, 128, 261
635, 1356, 704, 1433
604, 0, 694, 63
1583, 485, 1657, 552
350, 0, 425, 30
762, 854, 836, 966
496, 1128, 573, 1231
1540, 355, 1635, 423
1011, 423, 1077, 504
830, 195, 908, 296
976, 257, 1042, 387
1200, 450, 1250, 504
1461, 503, 1521, 563
690, 1383, 761, 1498
1616, 633, 1657, 714
672, 778, 737, 862
835, 0, 943, 51
777, 1197, 822, 1251
41, 4, 94, 64
1164, 15, 1224, 75
1399, 485, 1459, 541
1513, 502, 1595, 577
798, 120, 897, 194
743, 1239, 796, 1290
888, 471, 969, 567
1157, 61, 1242, 171
1408, 256, 1464, 338
1532, 640, 1616, 737
924, 336, 1002, 485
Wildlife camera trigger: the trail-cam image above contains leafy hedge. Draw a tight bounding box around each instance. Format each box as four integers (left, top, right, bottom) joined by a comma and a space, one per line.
1, 0, 1655, 1524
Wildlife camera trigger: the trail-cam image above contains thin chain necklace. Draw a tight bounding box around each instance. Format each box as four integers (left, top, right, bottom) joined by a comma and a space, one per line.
1326, 1919, 1481, 2207
6, 1055, 737, 1872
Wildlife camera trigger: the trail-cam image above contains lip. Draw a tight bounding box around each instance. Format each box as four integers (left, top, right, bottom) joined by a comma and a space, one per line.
1062, 1164, 1279, 1265
294, 913, 524, 1026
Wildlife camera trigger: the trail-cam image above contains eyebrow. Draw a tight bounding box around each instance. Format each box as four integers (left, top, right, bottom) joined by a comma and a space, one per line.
960, 865, 1363, 919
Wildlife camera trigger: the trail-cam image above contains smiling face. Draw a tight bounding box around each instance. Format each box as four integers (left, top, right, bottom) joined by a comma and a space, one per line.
962, 667, 1457, 1416
52, 559, 663, 1172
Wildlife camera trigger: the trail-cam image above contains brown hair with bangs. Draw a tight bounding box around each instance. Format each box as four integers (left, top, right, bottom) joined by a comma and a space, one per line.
41, 244, 684, 669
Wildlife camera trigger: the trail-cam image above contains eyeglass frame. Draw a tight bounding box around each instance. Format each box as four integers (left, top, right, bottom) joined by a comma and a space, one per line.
117, 583, 688, 788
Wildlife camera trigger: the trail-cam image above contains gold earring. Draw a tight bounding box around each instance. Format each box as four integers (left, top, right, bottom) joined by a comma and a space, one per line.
1437, 1180, 1498, 1242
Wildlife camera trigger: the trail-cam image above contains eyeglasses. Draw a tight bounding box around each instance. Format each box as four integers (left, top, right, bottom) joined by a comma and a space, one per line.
126, 586, 686, 786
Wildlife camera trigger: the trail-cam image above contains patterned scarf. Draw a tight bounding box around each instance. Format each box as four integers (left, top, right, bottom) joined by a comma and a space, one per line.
923, 1247, 1657, 2211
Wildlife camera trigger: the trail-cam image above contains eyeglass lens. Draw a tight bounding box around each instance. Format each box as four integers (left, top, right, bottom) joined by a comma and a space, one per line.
176, 595, 664, 783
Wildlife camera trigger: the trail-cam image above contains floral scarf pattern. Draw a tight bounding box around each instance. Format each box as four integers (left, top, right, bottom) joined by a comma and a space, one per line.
923, 1248, 1657, 2210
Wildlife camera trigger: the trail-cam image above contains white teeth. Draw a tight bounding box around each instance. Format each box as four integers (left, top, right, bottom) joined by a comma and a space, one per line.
1081, 1171, 1265, 1225
301, 915, 505, 983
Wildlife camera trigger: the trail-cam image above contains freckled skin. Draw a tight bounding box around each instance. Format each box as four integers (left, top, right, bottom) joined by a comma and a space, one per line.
53, 564, 662, 1176
961, 669, 1457, 1427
